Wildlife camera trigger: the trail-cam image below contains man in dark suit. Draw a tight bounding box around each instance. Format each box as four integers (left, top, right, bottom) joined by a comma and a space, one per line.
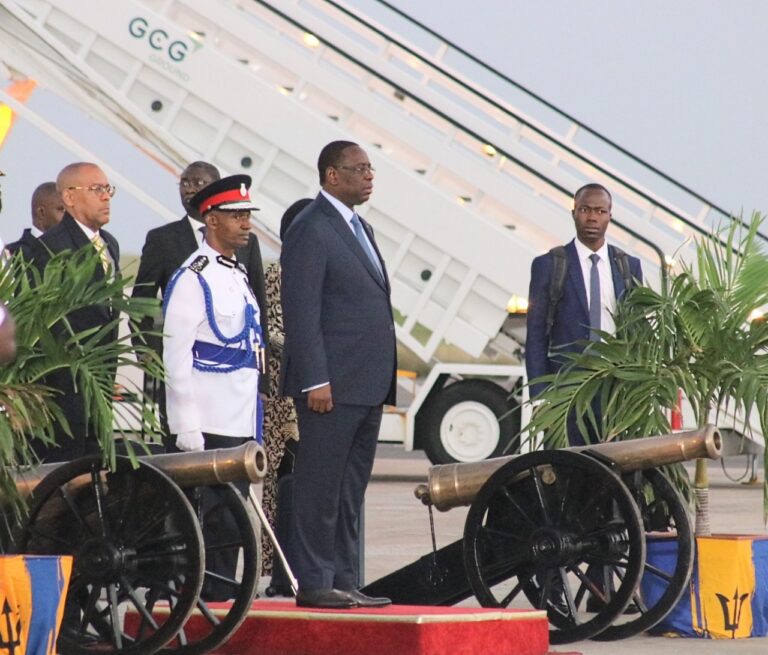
35, 162, 120, 462
525, 183, 642, 446
8, 181, 64, 258
131, 161, 270, 443
281, 140, 397, 609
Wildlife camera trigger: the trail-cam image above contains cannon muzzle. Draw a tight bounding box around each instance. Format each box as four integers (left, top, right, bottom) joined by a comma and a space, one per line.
14, 441, 267, 499
418, 424, 721, 512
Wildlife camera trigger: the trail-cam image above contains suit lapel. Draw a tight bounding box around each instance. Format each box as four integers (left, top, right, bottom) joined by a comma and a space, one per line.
359, 216, 390, 293
103, 232, 120, 274
565, 240, 588, 317
179, 217, 199, 255
63, 213, 90, 250
608, 245, 624, 299
321, 196, 388, 291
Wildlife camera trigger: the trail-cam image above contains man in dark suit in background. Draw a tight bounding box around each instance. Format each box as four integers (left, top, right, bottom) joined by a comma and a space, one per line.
35, 162, 120, 461
525, 183, 642, 446
131, 161, 270, 443
8, 181, 65, 258
281, 140, 397, 609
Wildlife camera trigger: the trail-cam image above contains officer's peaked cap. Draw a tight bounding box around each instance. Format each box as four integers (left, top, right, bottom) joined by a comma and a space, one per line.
192, 174, 260, 215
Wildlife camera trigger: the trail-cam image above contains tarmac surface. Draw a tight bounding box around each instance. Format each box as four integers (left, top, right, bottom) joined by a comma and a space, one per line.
355, 445, 768, 654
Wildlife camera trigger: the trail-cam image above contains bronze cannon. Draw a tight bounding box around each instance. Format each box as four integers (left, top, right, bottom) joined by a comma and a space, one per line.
9, 442, 268, 655
363, 426, 722, 645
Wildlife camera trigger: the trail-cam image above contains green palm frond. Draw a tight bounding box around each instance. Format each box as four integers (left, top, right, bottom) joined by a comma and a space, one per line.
0, 248, 164, 512
525, 212, 768, 517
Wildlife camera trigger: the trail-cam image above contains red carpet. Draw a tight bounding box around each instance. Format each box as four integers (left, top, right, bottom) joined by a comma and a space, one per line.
184, 600, 549, 655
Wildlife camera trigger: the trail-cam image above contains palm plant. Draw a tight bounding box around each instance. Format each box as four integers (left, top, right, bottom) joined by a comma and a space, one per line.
0, 247, 163, 524
525, 212, 768, 531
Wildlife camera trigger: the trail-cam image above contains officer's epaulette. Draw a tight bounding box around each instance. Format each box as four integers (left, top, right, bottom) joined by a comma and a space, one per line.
188, 255, 209, 273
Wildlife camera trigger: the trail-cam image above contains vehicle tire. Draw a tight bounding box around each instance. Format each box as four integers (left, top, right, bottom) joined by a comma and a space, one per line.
420, 380, 520, 465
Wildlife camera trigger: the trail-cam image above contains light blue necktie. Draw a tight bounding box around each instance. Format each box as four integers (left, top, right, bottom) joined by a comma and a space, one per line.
351, 213, 383, 280
589, 253, 601, 341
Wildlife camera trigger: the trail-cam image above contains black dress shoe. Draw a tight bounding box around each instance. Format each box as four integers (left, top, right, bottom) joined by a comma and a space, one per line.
295, 588, 358, 609
345, 589, 391, 608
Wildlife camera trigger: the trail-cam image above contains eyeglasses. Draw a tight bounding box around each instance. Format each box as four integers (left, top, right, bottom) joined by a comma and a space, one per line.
67, 184, 116, 198
179, 178, 211, 190
335, 164, 375, 176
574, 206, 610, 217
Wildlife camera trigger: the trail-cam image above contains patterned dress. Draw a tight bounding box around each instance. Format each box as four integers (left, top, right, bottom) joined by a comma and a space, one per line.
261, 261, 299, 574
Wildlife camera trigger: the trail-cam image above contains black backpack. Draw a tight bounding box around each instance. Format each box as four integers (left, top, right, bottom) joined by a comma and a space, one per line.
545, 245, 634, 336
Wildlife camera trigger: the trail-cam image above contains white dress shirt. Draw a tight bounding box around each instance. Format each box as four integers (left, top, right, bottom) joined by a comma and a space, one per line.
186, 215, 206, 247
573, 239, 616, 336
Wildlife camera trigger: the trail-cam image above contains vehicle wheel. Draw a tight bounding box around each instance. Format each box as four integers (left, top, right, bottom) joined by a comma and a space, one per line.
462, 450, 645, 644
421, 380, 520, 465
16, 455, 204, 655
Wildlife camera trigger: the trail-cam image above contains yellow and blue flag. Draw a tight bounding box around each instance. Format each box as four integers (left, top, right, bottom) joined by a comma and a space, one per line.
647, 535, 768, 638
0, 555, 72, 655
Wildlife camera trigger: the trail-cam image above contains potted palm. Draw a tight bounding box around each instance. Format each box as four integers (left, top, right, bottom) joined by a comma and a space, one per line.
525, 212, 768, 638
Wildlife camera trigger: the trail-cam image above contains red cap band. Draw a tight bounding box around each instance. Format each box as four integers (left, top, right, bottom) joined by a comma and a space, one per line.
199, 188, 251, 214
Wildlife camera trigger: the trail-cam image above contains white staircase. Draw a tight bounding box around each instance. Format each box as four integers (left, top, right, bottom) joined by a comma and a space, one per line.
0, 0, 760, 457
1, 0, 747, 365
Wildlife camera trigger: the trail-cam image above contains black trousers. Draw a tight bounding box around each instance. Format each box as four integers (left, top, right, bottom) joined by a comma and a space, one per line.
291, 402, 382, 591
169, 433, 252, 601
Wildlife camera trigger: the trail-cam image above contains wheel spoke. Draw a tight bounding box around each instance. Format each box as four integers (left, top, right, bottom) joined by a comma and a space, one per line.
569, 564, 606, 603
56, 485, 95, 539
121, 576, 160, 630
25, 525, 75, 550
204, 569, 241, 589
559, 567, 580, 624
80, 583, 104, 632
106, 583, 123, 649
195, 597, 221, 626
90, 467, 111, 538
643, 561, 674, 582
497, 487, 539, 529
530, 466, 552, 526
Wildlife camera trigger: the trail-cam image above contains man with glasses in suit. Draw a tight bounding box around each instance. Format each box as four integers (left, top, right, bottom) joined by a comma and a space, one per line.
35, 162, 120, 461
281, 140, 396, 609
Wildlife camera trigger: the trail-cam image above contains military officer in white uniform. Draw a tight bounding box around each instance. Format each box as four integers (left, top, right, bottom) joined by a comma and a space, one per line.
163, 173, 264, 599
163, 174, 264, 450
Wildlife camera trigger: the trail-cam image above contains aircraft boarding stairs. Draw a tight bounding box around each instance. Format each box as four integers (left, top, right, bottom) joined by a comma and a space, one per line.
0, 0, 761, 460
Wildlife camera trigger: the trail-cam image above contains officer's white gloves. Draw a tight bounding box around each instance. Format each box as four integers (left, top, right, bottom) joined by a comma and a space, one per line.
176, 430, 205, 452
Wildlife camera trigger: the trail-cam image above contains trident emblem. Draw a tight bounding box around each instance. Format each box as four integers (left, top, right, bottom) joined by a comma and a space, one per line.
0, 599, 22, 655
716, 588, 750, 639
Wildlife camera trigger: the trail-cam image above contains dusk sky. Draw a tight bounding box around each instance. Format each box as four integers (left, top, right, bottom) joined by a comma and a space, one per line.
0, 0, 765, 254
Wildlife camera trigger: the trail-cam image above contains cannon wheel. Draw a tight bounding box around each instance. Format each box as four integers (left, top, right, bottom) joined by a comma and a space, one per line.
15, 455, 204, 655
462, 450, 645, 644
593, 468, 694, 641
161, 483, 260, 655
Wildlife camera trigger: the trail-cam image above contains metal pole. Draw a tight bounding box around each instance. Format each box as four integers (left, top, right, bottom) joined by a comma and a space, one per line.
248, 487, 298, 595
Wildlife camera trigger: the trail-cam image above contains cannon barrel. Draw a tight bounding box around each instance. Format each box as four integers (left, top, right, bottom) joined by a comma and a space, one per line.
13, 441, 267, 499
416, 425, 722, 512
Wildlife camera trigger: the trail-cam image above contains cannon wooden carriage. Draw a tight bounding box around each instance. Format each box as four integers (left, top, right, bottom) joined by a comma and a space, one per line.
8, 442, 277, 655
362, 425, 723, 644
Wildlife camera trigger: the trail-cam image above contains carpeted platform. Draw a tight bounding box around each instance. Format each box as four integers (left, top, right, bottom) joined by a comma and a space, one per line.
185, 600, 550, 655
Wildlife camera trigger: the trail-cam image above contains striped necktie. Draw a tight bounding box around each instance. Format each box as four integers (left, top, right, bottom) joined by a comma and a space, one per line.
91, 233, 111, 273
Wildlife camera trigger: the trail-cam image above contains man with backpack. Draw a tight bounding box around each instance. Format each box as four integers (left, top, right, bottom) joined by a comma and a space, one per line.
525, 183, 642, 446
